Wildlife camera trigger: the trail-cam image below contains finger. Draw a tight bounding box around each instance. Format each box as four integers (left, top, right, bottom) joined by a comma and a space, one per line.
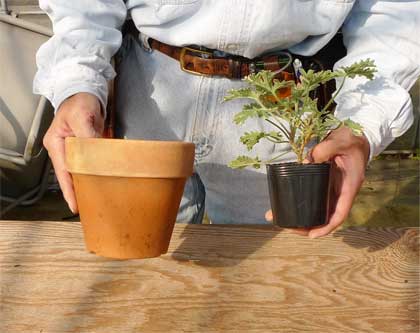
47, 135, 78, 213
326, 161, 340, 218
265, 210, 273, 222
288, 227, 310, 236
303, 151, 314, 164
308, 185, 358, 239
310, 139, 340, 163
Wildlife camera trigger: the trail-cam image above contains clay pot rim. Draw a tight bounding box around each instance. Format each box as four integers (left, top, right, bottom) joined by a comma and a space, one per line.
66, 137, 195, 178
67, 137, 195, 147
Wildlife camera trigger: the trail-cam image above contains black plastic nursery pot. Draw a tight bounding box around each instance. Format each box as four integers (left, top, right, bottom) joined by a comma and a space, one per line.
266, 162, 331, 228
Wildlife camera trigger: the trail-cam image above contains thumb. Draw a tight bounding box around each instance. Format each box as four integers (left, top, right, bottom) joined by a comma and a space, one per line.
309, 139, 339, 163
265, 210, 273, 222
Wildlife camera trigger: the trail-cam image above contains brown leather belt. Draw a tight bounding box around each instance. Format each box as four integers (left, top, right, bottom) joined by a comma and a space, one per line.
148, 38, 295, 81
107, 24, 346, 138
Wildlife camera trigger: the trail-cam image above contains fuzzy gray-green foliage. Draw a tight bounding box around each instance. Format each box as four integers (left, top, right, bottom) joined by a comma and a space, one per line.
224, 59, 376, 168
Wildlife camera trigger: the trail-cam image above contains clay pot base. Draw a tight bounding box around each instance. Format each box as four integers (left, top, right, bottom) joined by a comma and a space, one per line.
74, 174, 186, 259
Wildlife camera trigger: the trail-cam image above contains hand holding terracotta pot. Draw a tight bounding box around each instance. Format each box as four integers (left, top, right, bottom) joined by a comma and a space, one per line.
43, 92, 104, 214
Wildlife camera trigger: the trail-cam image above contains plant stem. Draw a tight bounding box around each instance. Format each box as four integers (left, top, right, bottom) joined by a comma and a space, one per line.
254, 96, 268, 110
321, 76, 347, 113
271, 89, 282, 104
264, 150, 291, 164
274, 116, 293, 139
298, 135, 309, 163
290, 143, 301, 162
265, 118, 290, 140
266, 137, 288, 144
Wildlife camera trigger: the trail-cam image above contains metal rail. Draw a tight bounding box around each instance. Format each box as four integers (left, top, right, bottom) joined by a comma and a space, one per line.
0, 0, 8, 15
0, 12, 52, 36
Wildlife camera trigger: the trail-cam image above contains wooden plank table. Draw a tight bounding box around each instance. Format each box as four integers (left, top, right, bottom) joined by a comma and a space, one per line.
0, 221, 418, 333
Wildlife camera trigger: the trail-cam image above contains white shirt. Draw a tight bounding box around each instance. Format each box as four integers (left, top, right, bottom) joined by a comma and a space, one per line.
34, 0, 420, 159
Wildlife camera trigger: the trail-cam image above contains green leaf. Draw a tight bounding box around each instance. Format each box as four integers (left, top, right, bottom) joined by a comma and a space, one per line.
314, 114, 342, 141
228, 156, 262, 169
240, 131, 267, 150
299, 69, 339, 89
272, 78, 294, 92
224, 88, 254, 102
233, 103, 274, 125
223, 59, 375, 165
267, 131, 284, 142
244, 71, 294, 97
340, 58, 377, 80
322, 114, 342, 131
239, 131, 284, 150
342, 119, 364, 136
233, 103, 260, 125
244, 71, 276, 92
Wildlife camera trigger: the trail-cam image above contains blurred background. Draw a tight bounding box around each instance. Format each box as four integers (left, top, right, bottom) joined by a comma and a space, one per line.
0, 1, 419, 226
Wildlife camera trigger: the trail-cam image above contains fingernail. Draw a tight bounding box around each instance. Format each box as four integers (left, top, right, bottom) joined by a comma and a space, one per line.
68, 202, 78, 214
309, 233, 318, 239
304, 152, 314, 164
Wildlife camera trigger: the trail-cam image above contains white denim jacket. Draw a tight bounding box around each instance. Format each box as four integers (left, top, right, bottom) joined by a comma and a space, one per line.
34, 0, 420, 159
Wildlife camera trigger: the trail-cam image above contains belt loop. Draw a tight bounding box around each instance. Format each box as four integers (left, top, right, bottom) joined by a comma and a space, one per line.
139, 32, 153, 53
249, 62, 256, 75
229, 59, 242, 79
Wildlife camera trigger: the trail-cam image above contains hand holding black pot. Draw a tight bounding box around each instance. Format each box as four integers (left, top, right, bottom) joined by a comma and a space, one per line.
266, 126, 370, 238
225, 61, 375, 233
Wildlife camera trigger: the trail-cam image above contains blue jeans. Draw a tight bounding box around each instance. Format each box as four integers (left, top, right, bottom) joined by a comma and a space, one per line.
115, 35, 296, 224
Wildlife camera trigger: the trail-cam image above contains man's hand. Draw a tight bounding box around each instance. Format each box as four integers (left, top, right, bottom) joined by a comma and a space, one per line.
265, 126, 370, 238
43, 92, 104, 213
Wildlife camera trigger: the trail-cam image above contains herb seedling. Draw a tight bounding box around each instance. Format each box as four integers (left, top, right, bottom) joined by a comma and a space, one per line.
224, 59, 376, 168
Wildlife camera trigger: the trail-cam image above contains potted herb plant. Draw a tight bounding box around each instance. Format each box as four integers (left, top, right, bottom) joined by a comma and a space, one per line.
224, 59, 376, 228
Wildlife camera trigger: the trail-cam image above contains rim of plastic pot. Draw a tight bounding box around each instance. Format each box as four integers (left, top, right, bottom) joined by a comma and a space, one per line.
65, 137, 195, 178
266, 162, 330, 176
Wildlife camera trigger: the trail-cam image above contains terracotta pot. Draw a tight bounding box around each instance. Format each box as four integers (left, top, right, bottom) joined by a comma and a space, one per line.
65, 137, 195, 259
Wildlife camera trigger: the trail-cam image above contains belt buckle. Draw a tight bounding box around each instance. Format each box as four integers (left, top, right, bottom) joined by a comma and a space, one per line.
180, 47, 213, 76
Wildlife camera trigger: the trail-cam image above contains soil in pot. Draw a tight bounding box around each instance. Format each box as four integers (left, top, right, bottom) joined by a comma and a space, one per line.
66, 137, 195, 259
266, 162, 330, 228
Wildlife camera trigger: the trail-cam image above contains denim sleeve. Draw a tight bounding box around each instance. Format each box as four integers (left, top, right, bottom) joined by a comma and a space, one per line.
334, 0, 420, 160
33, 0, 127, 112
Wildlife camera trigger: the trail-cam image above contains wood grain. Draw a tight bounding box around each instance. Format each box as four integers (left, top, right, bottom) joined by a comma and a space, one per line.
0, 221, 418, 333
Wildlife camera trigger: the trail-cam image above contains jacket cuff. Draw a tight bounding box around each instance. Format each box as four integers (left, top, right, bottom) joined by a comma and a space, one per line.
33, 64, 109, 115
334, 84, 414, 161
